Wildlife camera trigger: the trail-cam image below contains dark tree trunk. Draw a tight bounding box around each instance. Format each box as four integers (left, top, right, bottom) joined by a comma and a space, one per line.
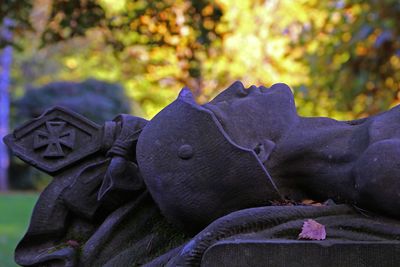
0, 18, 13, 191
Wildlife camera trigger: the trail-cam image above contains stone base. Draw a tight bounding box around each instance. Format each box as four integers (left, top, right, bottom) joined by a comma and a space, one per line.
201, 239, 400, 267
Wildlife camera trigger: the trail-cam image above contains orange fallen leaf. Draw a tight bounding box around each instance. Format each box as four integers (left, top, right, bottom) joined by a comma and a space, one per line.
298, 219, 326, 240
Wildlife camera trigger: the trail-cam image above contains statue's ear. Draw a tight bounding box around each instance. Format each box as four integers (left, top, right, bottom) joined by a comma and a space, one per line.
254, 139, 276, 163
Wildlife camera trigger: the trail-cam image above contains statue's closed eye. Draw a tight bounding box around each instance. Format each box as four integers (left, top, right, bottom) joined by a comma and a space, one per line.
178, 144, 194, 159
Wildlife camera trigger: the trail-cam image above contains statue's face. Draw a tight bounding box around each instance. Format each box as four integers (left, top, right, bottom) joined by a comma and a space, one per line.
204, 81, 298, 150
136, 88, 281, 233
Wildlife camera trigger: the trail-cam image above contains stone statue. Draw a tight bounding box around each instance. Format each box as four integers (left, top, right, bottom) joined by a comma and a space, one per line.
138, 82, 400, 232
4, 82, 400, 266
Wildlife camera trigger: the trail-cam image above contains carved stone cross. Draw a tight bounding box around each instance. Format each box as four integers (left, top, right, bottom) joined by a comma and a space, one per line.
33, 121, 75, 158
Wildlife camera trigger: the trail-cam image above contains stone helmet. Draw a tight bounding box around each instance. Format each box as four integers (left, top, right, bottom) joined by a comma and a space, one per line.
136, 82, 292, 233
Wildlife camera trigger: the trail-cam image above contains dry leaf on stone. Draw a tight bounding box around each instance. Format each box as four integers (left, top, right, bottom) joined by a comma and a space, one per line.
298, 219, 326, 240
269, 199, 296, 206
66, 240, 80, 248
301, 199, 323, 206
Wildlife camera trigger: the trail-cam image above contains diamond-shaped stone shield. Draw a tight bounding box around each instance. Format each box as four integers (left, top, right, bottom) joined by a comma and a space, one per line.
4, 106, 103, 174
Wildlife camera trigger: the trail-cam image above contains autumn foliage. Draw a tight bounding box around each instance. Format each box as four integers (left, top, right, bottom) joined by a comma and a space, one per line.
2, 0, 400, 119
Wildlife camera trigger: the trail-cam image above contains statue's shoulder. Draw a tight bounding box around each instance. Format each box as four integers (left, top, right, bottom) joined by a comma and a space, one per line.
363, 104, 400, 143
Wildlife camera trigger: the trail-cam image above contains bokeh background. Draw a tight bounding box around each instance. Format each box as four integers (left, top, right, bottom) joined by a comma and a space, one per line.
1, 0, 400, 266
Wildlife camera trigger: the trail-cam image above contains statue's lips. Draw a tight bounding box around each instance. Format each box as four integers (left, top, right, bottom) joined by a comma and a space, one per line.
136, 88, 283, 232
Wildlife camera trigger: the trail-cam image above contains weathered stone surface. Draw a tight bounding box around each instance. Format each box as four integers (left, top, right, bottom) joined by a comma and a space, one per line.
201, 240, 400, 267
160, 204, 400, 266
5, 82, 400, 266
4, 106, 102, 174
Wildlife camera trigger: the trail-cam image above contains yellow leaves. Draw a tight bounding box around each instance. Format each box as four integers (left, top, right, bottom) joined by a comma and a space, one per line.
351, 3, 363, 16
140, 15, 151, 25
98, 0, 126, 14
368, 29, 380, 44
353, 94, 369, 116
265, 39, 289, 59
279, 1, 307, 24
216, 0, 315, 92
290, 47, 304, 60
65, 58, 78, 69
203, 19, 215, 30
202, 5, 214, 17
165, 35, 180, 46
390, 56, 400, 68
331, 12, 341, 24
333, 52, 350, 67
356, 45, 368, 56
385, 77, 394, 88
180, 26, 190, 36
307, 41, 319, 54
157, 23, 168, 35
366, 81, 375, 91
27, 0, 397, 122
341, 32, 352, 43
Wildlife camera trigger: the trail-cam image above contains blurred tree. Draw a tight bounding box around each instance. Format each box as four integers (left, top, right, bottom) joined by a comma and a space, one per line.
0, 18, 13, 191
293, 0, 400, 118
3, 0, 226, 117
102, 0, 224, 96
0, 0, 32, 49
0, 0, 105, 49
4, 0, 400, 119
1, 1, 38, 192
208, 0, 310, 94
16, 79, 131, 123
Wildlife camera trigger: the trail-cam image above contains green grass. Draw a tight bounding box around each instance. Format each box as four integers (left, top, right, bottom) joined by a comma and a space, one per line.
0, 193, 38, 267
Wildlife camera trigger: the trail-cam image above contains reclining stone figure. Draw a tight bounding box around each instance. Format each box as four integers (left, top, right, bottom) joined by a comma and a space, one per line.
4, 81, 400, 266
138, 81, 400, 232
